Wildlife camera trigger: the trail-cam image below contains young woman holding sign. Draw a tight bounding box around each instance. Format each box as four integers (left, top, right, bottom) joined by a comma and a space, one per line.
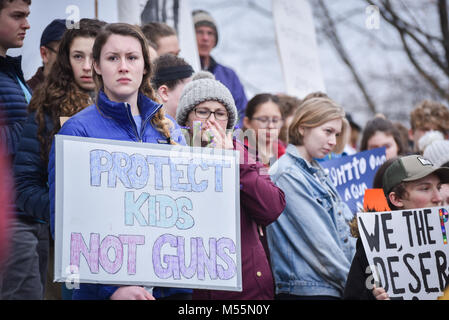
344, 154, 449, 300
6, 19, 105, 300
175, 71, 286, 299
266, 97, 356, 300
48, 23, 188, 300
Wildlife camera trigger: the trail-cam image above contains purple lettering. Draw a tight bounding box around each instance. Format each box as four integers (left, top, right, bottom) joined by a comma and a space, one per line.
178, 236, 197, 279
119, 235, 145, 275
217, 238, 237, 280
152, 234, 179, 279
197, 238, 217, 280
99, 235, 123, 274
70, 233, 100, 274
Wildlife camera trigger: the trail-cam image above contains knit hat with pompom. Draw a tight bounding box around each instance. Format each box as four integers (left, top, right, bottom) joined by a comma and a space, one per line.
176, 71, 237, 129
420, 130, 449, 167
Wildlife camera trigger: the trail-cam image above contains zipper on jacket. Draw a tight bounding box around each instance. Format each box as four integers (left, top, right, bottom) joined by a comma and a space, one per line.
126, 102, 164, 143
125, 103, 142, 142
139, 104, 164, 142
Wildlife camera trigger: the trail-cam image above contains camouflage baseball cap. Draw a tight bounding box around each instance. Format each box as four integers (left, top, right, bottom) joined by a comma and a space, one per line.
382, 155, 449, 194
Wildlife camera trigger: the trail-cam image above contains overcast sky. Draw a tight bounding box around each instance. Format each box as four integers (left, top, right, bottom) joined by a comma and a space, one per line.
189, 0, 444, 128
12, 0, 442, 128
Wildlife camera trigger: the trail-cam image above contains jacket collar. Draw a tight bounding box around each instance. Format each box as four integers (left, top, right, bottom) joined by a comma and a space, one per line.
0, 54, 21, 66
0, 55, 26, 82
202, 55, 217, 73
96, 90, 162, 124
286, 144, 319, 175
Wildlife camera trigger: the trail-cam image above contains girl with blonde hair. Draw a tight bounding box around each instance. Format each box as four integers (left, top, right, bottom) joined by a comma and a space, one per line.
267, 97, 356, 300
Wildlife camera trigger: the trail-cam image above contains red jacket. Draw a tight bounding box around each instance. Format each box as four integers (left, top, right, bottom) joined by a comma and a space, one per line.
193, 141, 286, 300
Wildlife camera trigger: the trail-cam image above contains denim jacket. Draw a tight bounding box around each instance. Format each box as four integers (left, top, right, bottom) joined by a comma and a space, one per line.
266, 144, 356, 298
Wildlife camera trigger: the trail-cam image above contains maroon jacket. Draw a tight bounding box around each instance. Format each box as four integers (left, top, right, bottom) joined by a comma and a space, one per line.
193, 141, 286, 300
26, 66, 45, 92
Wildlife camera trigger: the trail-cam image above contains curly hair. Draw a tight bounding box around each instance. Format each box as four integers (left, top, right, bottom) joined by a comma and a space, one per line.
410, 100, 449, 135
92, 23, 175, 144
29, 18, 106, 164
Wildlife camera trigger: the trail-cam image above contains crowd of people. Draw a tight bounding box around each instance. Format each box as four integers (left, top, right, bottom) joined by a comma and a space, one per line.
1, 0, 449, 300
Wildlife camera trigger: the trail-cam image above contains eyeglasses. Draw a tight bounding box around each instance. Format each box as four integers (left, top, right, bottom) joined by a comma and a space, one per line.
44, 45, 58, 54
252, 117, 283, 128
194, 107, 229, 121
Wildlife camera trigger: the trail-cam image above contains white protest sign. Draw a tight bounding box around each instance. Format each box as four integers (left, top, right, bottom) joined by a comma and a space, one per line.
54, 135, 242, 292
357, 207, 449, 299
272, 0, 326, 98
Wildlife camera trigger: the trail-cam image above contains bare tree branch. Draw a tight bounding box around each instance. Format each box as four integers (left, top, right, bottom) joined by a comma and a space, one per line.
439, 0, 449, 68
366, 0, 449, 79
317, 0, 378, 114
397, 24, 449, 101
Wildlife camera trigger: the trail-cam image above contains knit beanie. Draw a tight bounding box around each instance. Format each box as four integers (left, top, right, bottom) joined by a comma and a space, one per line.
192, 10, 219, 47
176, 71, 237, 129
421, 130, 449, 167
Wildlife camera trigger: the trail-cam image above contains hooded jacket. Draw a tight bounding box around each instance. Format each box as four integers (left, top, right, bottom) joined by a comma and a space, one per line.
206, 57, 247, 127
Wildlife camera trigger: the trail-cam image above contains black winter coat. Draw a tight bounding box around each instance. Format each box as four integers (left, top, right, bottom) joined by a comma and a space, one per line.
343, 237, 376, 300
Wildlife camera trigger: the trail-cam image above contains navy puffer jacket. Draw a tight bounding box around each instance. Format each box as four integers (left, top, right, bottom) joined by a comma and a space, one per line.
0, 55, 30, 158
13, 111, 53, 223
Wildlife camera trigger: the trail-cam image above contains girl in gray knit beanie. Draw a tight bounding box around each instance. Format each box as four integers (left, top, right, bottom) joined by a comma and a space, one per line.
176, 71, 237, 148
176, 75, 286, 301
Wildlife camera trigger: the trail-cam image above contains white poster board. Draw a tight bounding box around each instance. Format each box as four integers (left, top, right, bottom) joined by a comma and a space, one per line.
272, 0, 326, 98
54, 135, 242, 292
117, 0, 147, 25
177, 0, 201, 72
357, 207, 449, 299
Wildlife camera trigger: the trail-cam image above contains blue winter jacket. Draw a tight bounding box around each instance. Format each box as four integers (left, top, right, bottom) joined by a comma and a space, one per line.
207, 57, 247, 128
266, 144, 356, 298
48, 90, 189, 300
13, 111, 52, 223
0, 55, 30, 158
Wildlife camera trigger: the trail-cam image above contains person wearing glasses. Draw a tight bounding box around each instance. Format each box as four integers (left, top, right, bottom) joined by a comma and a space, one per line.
27, 19, 67, 91
176, 71, 286, 299
243, 93, 285, 167
241, 94, 285, 264
266, 97, 356, 300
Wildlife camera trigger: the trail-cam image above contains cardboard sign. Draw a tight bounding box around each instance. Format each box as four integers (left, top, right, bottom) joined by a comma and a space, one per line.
54, 135, 242, 292
357, 207, 449, 299
320, 148, 386, 214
